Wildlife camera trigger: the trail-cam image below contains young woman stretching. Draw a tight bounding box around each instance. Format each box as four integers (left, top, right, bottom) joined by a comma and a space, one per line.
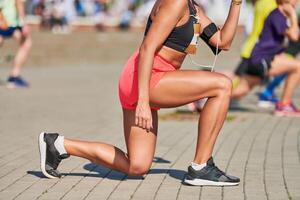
39, 0, 242, 186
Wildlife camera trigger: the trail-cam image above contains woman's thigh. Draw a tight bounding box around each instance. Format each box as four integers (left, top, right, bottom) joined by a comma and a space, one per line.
149, 70, 232, 108
269, 53, 300, 76
123, 109, 158, 168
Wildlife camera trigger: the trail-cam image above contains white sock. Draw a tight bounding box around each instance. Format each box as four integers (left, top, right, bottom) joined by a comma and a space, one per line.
191, 162, 207, 171
54, 136, 67, 155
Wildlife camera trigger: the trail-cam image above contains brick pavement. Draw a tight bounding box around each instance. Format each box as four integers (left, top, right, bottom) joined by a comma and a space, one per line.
0, 32, 299, 200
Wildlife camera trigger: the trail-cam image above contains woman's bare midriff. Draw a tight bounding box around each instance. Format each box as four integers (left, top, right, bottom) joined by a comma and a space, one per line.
157, 46, 187, 69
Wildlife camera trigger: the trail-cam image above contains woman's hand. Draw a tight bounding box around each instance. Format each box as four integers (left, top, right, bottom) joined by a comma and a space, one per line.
135, 100, 153, 132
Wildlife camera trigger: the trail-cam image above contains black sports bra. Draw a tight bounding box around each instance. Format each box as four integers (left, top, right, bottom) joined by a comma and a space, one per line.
144, 0, 200, 54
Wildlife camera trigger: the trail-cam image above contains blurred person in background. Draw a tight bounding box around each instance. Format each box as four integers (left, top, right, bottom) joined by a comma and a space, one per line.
231, 0, 300, 117
74, 0, 85, 16
95, 0, 132, 28
32, 0, 46, 16
119, 0, 136, 29
32, 0, 51, 28
235, 0, 277, 70
0, 0, 32, 88
95, 0, 142, 29
231, 0, 277, 105
257, 0, 300, 108
49, 0, 70, 34
39, 0, 242, 186
130, 0, 155, 28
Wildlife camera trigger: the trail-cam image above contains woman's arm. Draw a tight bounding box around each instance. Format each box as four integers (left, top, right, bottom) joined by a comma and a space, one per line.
136, 0, 186, 130
197, 0, 242, 50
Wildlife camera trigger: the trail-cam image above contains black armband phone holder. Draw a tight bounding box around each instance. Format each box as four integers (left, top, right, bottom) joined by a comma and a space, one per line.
200, 23, 221, 55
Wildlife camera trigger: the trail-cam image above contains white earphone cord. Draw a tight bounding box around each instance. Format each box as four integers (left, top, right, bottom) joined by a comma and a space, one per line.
188, 36, 219, 72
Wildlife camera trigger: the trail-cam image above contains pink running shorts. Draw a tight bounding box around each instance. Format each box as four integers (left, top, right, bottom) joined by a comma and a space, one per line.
119, 50, 177, 110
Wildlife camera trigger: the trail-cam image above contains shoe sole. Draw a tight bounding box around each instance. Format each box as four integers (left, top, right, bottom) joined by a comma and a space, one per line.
6, 83, 29, 89
183, 178, 239, 186
38, 132, 58, 179
6, 83, 16, 89
257, 101, 275, 108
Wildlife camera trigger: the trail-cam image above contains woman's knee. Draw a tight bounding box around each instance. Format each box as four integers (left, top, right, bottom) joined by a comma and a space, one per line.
128, 160, 151, 176
215, 74, 233, 95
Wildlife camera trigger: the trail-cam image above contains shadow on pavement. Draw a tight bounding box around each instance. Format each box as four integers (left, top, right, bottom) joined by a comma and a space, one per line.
27, 160, 186, 181
152, 156, 171, 164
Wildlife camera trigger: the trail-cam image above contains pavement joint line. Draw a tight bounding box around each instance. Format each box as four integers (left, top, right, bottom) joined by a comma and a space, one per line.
0, 156, 37, 189
14, 126, 113, 200
83, 123, 184, 200
176, 120, 237, 200
64, 157, 125, 199
263, 119, 280, 200
175, 139, 201, 200
242, 115, 277, 200
285, 119, 300, 199
199, 113, 254, 200
0, 126, 97, 193
152, 133, 197, 200
220, 116, 256, 200
175, 117, 238, 200
0, 143, 31, 159
281, 119, 293, 200
198, 114, 247, 200
1, 46, 300, 199
129, 126, 195, 200
0, 126, 97, 182
83, 125, 179, 200
58, 129, 126, 199
108, 125, 191, 200
297, 128, 300, 166
58, 163, 101, 200
12, 176, 42, 200
212, 116, 243, 159
4, 159, 82, 199
39, 126, 126, 200
0, 148, 34, 170
200, 113, 254, 200
35, 160, 94, 199
263, 118, 292, 200
20, 160, 100, 200
128, 125, 193, 200
221, 115, 262, 200
81, 167, 112, 200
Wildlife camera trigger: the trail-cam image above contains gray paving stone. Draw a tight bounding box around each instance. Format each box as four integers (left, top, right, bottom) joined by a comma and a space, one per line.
1, 31, 300, 200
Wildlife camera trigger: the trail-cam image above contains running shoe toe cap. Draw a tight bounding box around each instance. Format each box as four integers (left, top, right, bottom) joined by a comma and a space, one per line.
220, 174, 240, 183
46, 168, 62, 178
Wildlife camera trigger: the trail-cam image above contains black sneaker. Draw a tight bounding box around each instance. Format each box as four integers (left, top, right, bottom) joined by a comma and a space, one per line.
183, 157, 240, 186
38, 132, 69, 179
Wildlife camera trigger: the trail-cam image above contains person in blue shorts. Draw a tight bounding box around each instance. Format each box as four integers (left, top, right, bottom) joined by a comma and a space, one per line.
0, 0, 32, 88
